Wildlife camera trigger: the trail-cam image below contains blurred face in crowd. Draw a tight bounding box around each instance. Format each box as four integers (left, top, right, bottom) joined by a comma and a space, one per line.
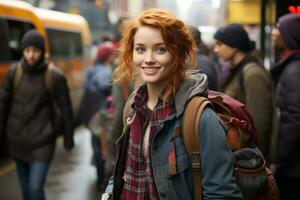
271, 26, 286, 49
133, 26, 172, 89
23, 46, 42, 66
214, 40, 237, 62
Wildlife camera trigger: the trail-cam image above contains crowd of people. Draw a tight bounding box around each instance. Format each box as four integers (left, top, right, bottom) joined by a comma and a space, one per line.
0, 6, 300, 200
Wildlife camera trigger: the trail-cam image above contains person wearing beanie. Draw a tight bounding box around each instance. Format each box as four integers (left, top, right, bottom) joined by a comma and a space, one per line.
276, 13, 300, 50
213, 23, 275, 164
78, 41, 116, 126
77, 41, 116, 189
21, 29, 46, 67
271, 13, 300, 200
0, 29, 74, 200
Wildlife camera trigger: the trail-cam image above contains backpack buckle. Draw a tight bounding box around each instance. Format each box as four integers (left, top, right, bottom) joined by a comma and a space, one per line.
191, 152, 201, 171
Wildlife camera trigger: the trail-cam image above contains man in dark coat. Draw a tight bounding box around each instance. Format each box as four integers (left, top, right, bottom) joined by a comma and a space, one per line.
271, 13, 300, 200
213, 24, 275, 162
0, 29, 74, 200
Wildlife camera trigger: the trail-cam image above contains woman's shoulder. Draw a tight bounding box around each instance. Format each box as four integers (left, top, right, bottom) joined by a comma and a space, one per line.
200, 107, 223, 128
191, 106, 227, 142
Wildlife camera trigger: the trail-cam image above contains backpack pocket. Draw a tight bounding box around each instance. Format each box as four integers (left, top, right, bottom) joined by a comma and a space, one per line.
233, 147, 279, 200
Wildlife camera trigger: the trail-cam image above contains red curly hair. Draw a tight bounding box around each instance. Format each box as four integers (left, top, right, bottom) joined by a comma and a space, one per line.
113, 8, 196, 97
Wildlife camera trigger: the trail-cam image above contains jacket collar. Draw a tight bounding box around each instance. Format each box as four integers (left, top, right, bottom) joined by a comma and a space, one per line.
271, 50, 300, 83
124, 70, 208, 121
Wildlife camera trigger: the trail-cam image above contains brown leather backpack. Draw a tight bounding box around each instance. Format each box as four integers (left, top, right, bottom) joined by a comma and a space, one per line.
182, 92, 279, 200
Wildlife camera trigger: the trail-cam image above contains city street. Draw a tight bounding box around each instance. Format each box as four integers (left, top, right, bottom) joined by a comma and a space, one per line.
0, 128, 100, 200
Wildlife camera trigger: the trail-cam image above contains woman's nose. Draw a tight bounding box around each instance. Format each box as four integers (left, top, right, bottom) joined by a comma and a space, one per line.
144, 52, 155, 65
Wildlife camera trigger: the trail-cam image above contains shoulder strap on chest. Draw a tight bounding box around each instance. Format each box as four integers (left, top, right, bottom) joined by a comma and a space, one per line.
122, 93, 135, 126
13, 62, 23, 91
45, 63, 55, 98
182, 96, 211, 200
13, 62, 55, 96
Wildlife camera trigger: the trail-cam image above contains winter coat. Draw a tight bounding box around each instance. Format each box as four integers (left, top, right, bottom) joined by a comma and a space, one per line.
271, 51, 300, 178
0, 60, 74, 161
105, 73, 242, 200
222, 52, 274, 161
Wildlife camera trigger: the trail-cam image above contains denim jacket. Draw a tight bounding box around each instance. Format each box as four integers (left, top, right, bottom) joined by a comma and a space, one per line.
105, 73, 242, 200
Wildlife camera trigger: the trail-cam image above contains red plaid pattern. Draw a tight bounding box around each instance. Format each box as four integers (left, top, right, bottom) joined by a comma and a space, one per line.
121, 85, 174, 200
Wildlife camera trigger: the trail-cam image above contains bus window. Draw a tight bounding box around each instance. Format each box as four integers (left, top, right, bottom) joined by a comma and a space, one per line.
1, 18, 34, 61
0, 18, 11, 62
46, 28, 82, 58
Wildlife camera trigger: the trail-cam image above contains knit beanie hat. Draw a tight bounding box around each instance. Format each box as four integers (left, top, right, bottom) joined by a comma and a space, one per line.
214, 23, 255, 52
278, 13, 300, 50
97, 42, 115, 63
21, 29, 45, 52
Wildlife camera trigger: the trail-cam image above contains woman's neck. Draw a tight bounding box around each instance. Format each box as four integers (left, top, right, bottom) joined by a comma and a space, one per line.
146, 83, 166, 110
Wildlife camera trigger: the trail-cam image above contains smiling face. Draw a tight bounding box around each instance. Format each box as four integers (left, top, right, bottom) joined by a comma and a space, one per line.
133, 26, 172, 89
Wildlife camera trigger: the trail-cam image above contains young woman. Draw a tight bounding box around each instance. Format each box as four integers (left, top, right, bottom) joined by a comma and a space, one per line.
102, 8, 241, 200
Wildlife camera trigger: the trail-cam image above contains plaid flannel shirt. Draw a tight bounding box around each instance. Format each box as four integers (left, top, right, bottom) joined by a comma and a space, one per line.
121, 85, 174, 200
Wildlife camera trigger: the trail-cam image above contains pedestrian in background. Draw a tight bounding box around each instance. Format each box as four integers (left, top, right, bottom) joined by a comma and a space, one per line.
271, 13, 300, 200
213, 23, 275, 163
78, 42, 116, 126
77, 41, 116, 190
189, 26, 220, 91
0, 29, 74, 200
102, 8, 241, 200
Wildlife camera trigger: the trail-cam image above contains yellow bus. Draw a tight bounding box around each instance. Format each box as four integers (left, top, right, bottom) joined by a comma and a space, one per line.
0, 0, 92, 110
35, 7, 92, 109
0, 0, 46, 76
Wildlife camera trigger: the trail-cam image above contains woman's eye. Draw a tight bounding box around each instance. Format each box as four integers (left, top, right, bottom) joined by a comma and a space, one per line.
156, 47, 167, 54
135, 47, 145, 53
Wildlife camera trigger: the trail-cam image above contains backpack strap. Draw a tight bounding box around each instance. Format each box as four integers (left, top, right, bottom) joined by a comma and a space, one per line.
45, 63, 63, 135
182, 96, 211, 200
45, 63, 59, 111
13, 62, 23, 92
45, 63, 55, 98
13, 62, 55, 96
122, 92, 135, 126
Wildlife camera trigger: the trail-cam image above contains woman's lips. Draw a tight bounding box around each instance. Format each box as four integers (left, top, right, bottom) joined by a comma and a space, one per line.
141, 66, 161, 75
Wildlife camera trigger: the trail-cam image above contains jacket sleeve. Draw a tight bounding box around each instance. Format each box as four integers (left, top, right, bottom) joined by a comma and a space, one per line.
199, 108, 242, 200
53, 70, 74, 150
0, 67, 15, 141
